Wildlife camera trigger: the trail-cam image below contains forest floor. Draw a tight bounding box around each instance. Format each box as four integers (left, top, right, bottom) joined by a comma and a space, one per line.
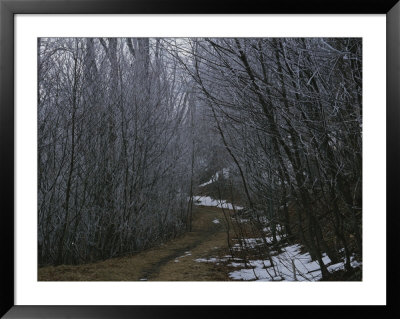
38, 205, 235, 281
38, 197, 362, 281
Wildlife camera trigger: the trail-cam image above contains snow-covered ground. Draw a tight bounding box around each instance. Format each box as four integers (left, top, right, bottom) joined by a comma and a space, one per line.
194, 230, 361, 281
198, 179, 213, 187
199, 168, 230, 187
174, 251, 192, 263
195, 257, 227, 264
192, 190, 361, 281
231, 217, 250, 223
193, 195, 243, 210
231, 235, 284, 250
228, 244, 332, 281
229, 244, 362, 281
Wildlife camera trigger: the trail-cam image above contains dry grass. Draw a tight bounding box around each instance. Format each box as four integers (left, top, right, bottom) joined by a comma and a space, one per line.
38, 206, 235, 281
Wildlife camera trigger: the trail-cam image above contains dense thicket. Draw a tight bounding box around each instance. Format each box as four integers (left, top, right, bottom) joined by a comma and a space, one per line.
38, 38, 201, 265
38, 38, 362, 276
177, 38, 362, 278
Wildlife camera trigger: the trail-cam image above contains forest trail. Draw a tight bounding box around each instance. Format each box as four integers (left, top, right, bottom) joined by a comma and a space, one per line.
38, 205, 233, 281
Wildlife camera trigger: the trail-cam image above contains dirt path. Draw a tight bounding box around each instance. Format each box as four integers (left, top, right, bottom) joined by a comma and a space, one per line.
38, 206, 233, 281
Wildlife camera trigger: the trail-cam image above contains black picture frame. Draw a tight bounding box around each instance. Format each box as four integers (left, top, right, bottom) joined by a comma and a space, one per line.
1, 0, 398, 318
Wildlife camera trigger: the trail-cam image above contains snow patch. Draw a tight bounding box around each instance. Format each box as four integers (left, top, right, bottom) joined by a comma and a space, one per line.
229, 262, 246, 268
174, 251, 192, 262
198, 168, 230, 187
193, 196, 243, 210
229, 244, 330, 281
232, 217, 250, 223
194, 257, 229, 264
193, 240, 361, 282
231, 235, 283, 250
199, 179, 213, 187
228, 243, 361, 281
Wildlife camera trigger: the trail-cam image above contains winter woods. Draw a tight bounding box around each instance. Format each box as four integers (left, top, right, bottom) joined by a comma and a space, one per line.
38, 38, 362, 280
38, 38, 196, 265
178, 38, 362, 279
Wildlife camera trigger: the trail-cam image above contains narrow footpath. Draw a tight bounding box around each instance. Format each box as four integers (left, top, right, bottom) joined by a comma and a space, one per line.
38, 206, 233, 281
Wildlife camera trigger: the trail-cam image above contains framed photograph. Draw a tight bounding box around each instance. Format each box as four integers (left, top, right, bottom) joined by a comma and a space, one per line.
1, 0, 398, 318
